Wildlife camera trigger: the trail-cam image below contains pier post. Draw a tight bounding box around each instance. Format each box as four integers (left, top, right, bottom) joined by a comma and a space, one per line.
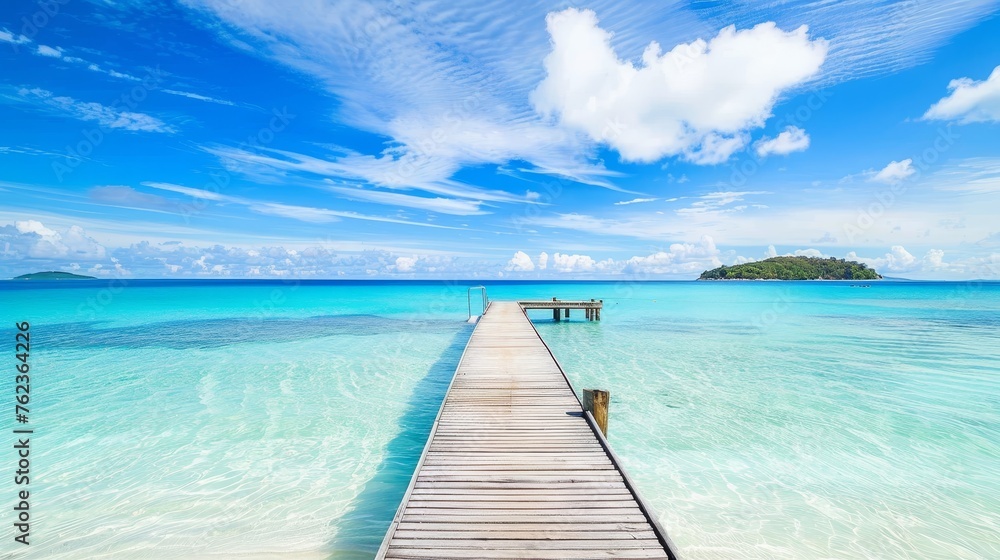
553, 308, 560, 322
564, 308, 570, 319
583, 389, 610, 436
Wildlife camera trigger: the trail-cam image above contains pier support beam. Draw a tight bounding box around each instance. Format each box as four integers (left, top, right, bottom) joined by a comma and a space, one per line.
583, 389, 610, 436
553, 308, 560, 322
564, 308, 570, 319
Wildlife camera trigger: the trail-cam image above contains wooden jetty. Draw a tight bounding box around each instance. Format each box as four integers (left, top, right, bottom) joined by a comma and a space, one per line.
518, 297, 603, 321
376, 300, 680, 559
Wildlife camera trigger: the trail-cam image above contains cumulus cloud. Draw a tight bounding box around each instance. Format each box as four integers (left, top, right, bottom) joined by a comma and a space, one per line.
505, 251, 535, 272
550, 252, 606, 273
845, 245, 945, 273
537, 251, 549, 270
622, 235, 722, 274
869, 159, 915, 184
755, 126, 811, 157
393, 256, 417, 272
923, 65, 1000, 123
0, 220, 477, 278
531, 9, 827, 164
3, 220, 107, 260
791, 248, 826, 258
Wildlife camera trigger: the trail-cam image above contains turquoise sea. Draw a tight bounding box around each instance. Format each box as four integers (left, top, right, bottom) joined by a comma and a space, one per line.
1, 280, 998, 559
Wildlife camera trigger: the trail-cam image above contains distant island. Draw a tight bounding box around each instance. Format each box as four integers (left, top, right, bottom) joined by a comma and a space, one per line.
699, 256, 882, 281
13, 271, 97, 280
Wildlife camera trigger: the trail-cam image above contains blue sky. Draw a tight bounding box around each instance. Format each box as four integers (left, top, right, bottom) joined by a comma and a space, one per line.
1, 0, 999, 279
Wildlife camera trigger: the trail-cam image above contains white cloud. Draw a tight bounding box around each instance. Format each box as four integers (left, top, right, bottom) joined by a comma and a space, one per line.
504, 237, 721, 276
15, 220, 58, 238
36, 45, 62, 58
845, 245, 933, 273
614, 197, 659, 206
0, 220, 483, 278
869, 159, 916, 184
393, 256, 417, 272
5, 221, 107, 260
141, 181, 462, 229
17, 88, 174, 133
550, 252, 617, 273
247, 202, 343, 223
142, 182, 226, 201
207, 146, 533, 204
161, 89, 236, 106
925, 249, 945, 269
0, 28, 30, 45
325, 186, 488, 216
677, 191, 769, 214
622, 235, 722, 274
550, 253, 596, 272
505, 251, 535, 272
792, 248, 826, 258
923, 65, 1000, 123
181, 1, 620, 191
531, 9, 827, 164
755, 126, 811, 157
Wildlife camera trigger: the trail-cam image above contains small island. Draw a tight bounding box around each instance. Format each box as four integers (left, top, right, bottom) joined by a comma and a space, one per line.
699, 256, 882, 281
13, 271, 97, 280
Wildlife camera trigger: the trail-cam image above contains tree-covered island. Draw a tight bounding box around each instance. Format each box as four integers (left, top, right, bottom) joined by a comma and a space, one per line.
13, 271, 98, 280
699, 256, 882, 280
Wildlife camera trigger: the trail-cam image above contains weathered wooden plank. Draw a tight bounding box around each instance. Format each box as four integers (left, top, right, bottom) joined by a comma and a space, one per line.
386, 548, 668, 559
395, 522, 654, 531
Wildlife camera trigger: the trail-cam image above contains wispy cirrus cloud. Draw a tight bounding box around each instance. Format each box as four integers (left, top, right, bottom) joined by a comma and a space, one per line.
614, 197, 659, 206
161, 88, 236, 106
17, 87, 175, 132
172, 0, 998, 196
140, 181, 463, 228
676, 191, 770, 214
0, 28, 31, 45
325, 185, 489, 216
693, 0, 999, 84
203, 145, 535, 205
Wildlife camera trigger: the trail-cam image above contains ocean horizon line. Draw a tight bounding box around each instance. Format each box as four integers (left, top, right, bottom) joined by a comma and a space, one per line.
4, 277, 998, 284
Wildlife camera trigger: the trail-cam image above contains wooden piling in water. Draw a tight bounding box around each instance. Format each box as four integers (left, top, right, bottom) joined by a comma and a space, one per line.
583, 389, 611, 436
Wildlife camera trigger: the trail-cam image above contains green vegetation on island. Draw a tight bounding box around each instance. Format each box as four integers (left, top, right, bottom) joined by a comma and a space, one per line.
699, 256, 882, 281
13, 271, 97, 280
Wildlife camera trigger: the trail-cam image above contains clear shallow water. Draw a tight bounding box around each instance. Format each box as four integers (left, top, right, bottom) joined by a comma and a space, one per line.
1, 280, 998, 559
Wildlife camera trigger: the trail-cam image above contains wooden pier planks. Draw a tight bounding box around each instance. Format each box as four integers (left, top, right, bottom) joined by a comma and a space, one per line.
376, 301, 678, 560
